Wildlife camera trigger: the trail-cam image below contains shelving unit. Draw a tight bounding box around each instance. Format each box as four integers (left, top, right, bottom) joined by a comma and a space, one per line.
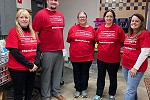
0, 45, 11, 87
0, 63, 11, 87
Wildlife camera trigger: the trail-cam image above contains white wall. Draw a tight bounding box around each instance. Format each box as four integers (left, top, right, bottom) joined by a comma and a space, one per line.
57, 0, 99, 57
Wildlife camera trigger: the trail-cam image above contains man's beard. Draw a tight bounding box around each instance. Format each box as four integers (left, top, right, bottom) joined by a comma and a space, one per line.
50, 6, 56, 10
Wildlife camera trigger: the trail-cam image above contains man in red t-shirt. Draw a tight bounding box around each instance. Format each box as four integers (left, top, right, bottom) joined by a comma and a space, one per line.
33, 0, 65, 100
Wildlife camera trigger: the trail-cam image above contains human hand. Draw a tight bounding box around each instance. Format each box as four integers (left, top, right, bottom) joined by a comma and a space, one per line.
130, 68, 137, 78
29, 64, 38, 72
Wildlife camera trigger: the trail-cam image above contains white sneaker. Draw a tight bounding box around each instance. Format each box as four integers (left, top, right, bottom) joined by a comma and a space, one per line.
108, 95, 115, 100
93, 95, 102, 100
82, 90, 87, 98
74, 91, 81, 98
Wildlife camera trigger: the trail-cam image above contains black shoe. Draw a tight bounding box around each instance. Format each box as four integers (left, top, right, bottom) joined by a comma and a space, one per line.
60, 81, 64, 85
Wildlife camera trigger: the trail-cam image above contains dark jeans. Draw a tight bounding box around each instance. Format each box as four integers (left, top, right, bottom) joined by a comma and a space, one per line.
72, 61, 92, 92
96, 59, 120, 97
9, 68, 36, 100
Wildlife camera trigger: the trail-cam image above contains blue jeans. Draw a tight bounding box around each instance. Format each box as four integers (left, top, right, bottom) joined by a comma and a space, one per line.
122, 67, 144, 100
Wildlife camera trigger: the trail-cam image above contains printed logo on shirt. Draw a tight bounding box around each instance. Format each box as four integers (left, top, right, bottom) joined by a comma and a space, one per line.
49, 15, 63, 24
124, 37, 137, 50
124, 38, 137, 45
124, 47, 136, 50
99, 41, 114, 44
75, 30, 92, 37
99, 30, 116, 37
20, 36, 37, 45
75, 39, 90, 43
98, 30, 118, 44
52, 26, 64, 29
22, 49, 36, 52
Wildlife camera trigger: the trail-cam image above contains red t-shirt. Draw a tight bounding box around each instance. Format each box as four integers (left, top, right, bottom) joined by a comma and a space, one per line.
122, 30, 150, 72
33, 8, 65, 52
67, 24, 95, 62
96, 24, 125, 63
6, 28, 40, 70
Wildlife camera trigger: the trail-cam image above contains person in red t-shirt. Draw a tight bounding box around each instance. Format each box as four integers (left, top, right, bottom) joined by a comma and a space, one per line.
93, 9, 125, 100
122, 14, 150, 100
67, 11, 95, 98
6, 9, 40, 100
32, 0, 65, 100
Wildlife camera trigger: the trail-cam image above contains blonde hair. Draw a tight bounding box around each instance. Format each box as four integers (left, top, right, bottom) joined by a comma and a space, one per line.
16, 9, 35, 39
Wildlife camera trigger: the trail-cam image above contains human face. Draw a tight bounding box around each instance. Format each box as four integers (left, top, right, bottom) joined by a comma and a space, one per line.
130, 16, 142, 31
78, 12, 87, 26
47, 0, 59, 10
104, 12, 114, 24
18, 13, 30, 28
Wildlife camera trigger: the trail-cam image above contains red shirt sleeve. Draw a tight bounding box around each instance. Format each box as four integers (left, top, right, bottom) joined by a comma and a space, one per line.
32, 11, 43, 32
118, 26, 125, 47
139, 30, 150, 48
67, 27, 73, 43
6, 28, 19, 49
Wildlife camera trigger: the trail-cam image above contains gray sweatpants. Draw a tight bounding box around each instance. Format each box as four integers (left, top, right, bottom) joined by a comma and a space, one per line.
40, 51, 64, 100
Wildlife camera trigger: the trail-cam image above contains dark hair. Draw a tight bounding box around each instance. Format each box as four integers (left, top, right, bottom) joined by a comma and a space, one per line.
77, 11, 87, 18
128, 13, 146, 38
103, 9, 116, 22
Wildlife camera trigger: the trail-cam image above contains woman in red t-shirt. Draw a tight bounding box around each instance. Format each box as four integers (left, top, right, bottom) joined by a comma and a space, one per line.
122, 14, 150, 100
67, 11, 95, 98
93, 9, 125, 100
6, 9, 40, 100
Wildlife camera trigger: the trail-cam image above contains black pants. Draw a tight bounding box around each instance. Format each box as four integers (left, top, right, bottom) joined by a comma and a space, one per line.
96, 59, 120, 97
72, 61, 92, 92
9, 68, 36, 100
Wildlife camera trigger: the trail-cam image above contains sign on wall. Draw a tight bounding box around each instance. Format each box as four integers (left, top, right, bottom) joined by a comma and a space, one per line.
18, 0, 22, 4
17, 0, 31, 11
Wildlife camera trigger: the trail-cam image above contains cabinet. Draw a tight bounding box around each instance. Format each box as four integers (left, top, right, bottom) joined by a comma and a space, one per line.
31, 0, 46, 19
0, 0, 16, 35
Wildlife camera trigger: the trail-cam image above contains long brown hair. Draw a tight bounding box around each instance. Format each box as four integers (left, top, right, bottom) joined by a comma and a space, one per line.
128, 13, 146, 38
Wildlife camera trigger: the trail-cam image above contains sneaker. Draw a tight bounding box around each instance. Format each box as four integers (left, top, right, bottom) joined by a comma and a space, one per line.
108, 95, 115, 100
81, 90, 87, 98
74, 91, 81, 98
93, 95, 102, 100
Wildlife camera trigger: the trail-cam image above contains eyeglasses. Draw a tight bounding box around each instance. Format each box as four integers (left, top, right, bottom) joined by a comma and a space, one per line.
78, 16, 86, 19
